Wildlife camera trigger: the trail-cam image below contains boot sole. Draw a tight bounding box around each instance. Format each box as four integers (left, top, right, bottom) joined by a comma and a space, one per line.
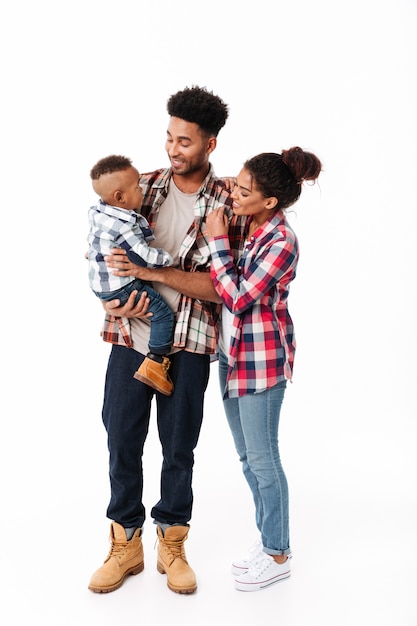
156, 562, 197, 594
88, 562, 144, 593
133, 373, 173, 396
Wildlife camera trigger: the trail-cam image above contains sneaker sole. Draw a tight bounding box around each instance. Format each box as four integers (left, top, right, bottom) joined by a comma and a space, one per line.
88, 562, 144, 593
234, 571, 291, 592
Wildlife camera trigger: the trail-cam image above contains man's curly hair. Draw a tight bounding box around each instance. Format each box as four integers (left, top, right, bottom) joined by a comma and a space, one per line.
167, 85, 229, 137
90, 155, 132, 180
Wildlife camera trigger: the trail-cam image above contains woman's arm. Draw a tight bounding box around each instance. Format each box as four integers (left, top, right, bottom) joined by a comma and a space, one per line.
207, 213, 298, 314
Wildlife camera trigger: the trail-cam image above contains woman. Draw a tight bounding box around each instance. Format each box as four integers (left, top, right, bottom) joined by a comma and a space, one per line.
206, 147, 322, 592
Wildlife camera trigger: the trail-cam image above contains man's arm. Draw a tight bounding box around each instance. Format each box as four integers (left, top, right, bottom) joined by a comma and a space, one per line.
105, 249, 222, 303
144, 266, 221, 302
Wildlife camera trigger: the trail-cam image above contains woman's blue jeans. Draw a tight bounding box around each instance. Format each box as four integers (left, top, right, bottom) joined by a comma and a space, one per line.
102, 345, 210, 528
218, 351, 291, 555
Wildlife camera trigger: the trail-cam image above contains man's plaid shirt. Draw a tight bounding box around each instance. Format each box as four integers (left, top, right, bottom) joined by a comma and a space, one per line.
101, 165, 236, 355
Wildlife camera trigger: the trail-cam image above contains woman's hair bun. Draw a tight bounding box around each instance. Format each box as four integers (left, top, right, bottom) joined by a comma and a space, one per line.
281, 147, 322, 184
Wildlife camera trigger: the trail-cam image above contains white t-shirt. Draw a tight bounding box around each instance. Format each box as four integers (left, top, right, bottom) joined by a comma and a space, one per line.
218, 243, 247, 355
218, 304, 233, 355
130, 181, 197, 356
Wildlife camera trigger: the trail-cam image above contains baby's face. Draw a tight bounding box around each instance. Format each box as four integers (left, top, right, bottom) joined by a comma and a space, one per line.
119, 166, 144, 211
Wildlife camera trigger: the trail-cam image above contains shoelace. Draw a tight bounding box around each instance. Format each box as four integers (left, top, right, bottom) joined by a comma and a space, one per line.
107, 539, 129, 560
161, 359, 170, 375
246, 540, 263, 561
241, 540, 292, 565
156, 536, 187, 563
247, 554, 275, 577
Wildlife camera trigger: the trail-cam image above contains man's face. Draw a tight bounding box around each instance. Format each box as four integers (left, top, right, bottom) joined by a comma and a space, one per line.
165, 116, 215, 177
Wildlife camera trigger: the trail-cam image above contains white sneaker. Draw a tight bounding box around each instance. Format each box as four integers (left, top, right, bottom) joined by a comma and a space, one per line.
234, 554, 291, 592
231, 540, 292, 576
231, 540, 263, 575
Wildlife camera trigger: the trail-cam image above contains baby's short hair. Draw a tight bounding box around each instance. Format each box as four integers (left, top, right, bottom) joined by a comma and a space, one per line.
90, 155, 132, 180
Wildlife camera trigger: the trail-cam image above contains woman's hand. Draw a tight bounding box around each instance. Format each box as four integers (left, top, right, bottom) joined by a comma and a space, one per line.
206, 207, 229, 238
222, 177, 237, 191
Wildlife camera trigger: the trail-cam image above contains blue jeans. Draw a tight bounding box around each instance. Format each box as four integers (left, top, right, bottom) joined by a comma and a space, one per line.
95, 279, 174, 354
102, 345, 210, 528
218, 351, 291, 555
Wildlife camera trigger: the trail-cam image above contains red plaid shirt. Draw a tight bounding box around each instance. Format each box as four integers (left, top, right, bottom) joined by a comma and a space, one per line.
209, 213, 299, 398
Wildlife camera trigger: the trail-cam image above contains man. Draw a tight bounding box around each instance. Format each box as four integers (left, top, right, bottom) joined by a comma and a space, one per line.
88, 86, 235, 595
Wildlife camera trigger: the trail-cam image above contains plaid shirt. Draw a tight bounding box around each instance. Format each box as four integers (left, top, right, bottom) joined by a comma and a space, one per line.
209, 213, 299, 398
101, 165, 235, 354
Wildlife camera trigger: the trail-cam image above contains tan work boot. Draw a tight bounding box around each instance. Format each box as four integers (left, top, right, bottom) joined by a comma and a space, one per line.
133, 354, 173, 396
156, 525, 197, 594
88, 522, 144, 593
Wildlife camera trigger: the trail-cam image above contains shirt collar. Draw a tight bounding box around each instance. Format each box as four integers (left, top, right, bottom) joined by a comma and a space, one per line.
97, 199, 138, 223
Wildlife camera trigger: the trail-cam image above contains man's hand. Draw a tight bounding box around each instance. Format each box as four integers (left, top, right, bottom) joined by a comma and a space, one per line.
106, 248, 154, 281
102, 290, 152, 319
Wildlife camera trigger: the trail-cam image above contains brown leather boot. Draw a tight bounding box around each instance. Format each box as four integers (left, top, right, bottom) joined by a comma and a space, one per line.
133, 354, 173, 396
156, 525, 197, 594
88, 522, 144, 593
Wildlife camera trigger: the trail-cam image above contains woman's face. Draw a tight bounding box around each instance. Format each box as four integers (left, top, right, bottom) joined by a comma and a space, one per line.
231, 167, 277, 225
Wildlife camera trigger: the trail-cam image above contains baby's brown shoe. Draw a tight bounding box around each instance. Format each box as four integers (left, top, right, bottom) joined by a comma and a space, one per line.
133, 354, 173, 396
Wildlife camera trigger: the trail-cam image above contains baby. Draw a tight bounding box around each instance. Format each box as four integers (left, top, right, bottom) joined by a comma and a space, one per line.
87, 154, 174, 395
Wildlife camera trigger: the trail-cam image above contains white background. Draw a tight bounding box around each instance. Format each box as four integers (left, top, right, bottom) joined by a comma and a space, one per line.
1, 1, 416, 624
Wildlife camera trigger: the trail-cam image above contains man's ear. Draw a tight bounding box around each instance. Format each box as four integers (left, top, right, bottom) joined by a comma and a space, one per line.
206, 137, 217, 156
